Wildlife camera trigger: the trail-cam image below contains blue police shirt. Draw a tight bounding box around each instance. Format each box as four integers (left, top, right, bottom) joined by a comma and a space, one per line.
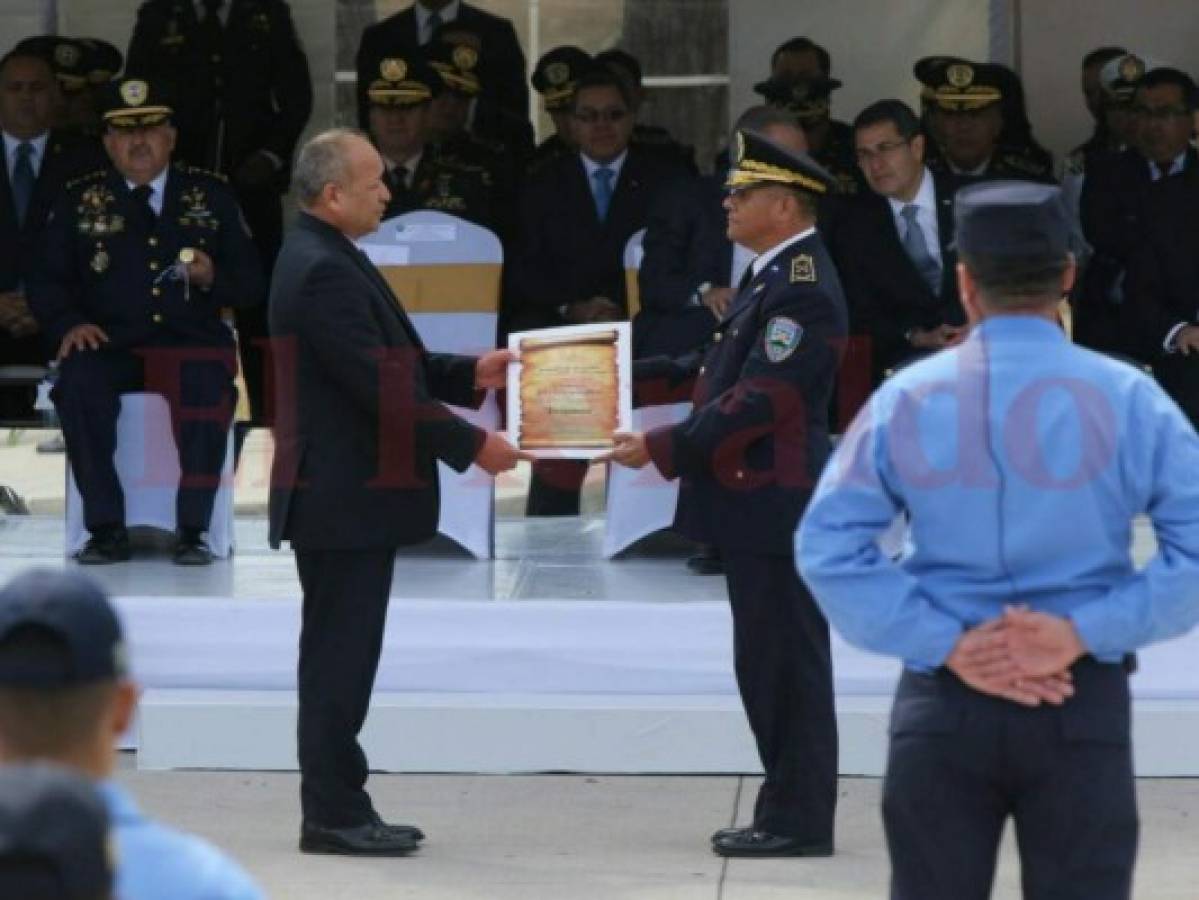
100, 781, 264, 900
796, 315, 1199, 671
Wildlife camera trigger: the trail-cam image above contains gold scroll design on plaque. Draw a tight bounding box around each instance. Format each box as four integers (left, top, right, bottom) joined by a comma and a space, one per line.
518, 330, 619, 448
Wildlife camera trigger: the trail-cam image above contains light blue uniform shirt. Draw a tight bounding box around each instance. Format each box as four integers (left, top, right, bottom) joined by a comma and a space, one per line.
100, 781, 265, 900
796, 315, 1199, 671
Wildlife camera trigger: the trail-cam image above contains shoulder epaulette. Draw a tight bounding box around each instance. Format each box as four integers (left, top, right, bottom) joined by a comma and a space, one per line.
175, 163, 228, 183
66, 169, 107, 190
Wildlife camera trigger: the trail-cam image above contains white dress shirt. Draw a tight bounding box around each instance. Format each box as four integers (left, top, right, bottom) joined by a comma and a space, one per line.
580, 150, 627, 188
194, 0, 230, 24
751, 226, 816, 279
887, 166, 942, 270
3, 131, 49, 181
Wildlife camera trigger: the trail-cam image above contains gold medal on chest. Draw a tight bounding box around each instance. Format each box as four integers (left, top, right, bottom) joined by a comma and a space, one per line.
91, 248, 110, 274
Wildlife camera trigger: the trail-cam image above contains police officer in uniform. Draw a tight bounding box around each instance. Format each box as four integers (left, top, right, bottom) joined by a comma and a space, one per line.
127, 0, 313, 427
799, 181, 1199, 900
528, 46, 592, 175
27, 78, 263, 565
363, 53, 494, 229
915, 57, 1056, 186
604, 129, 845, 857
754, 73, 861, 196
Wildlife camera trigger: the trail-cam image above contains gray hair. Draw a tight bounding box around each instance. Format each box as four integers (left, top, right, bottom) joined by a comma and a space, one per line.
292, 128, 369, 207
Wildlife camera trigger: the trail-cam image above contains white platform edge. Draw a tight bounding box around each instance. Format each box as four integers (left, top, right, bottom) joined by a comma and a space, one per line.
137, 690, 1199, 777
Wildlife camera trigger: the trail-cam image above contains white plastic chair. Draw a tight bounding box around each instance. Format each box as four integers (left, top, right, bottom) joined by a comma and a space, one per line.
359, 210, 502, 558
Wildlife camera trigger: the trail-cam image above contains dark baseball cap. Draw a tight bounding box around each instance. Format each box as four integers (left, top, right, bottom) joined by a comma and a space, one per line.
0, 763, 114, 899
0, 569, 127, 687
954, 181, 1070, 259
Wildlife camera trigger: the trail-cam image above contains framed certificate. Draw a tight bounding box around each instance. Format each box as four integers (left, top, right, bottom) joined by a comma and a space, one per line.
506, 322, 633, 459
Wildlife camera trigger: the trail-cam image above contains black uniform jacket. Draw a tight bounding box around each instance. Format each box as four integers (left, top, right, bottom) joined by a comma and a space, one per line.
639, 231, 848, 556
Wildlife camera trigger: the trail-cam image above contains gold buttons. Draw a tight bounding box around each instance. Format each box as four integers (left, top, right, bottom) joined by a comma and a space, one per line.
698, 366, 706, 375
212, 54, 221, 63
713, 332, 722, 342
148, 236, 158, 247
152, 287, 161, 297
152, 313, 163, 323
149, 261, 159, 271
735, 470, 745, 480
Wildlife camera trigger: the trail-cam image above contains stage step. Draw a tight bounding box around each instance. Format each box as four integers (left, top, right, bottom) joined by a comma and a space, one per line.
138, 690, 1199, 776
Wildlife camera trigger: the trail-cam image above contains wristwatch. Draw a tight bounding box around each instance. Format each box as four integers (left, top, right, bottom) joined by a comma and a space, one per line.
691, 281, 713, 305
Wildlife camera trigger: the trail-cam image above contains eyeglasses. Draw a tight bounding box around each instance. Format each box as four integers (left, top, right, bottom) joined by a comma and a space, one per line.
854, 139, 912, 163
1133, 105, 1191, 121
574, 107, 629, 124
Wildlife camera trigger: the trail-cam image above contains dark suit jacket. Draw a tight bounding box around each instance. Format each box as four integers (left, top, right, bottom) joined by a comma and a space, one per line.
506, 147, 680, 334
127, 0, 313, 187
268, 213, 484, 551
638, 232, 848, 555
0, 131, 103, 293
355, 2, 528, 130
835, 171, 961, 377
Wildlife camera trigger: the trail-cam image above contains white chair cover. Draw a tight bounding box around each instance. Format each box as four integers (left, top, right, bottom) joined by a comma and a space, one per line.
65, 393, 235, 557
358, 210, 502, 558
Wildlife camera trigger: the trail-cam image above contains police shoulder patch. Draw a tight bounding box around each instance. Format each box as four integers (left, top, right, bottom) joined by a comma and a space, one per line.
790, 254, 816, 283
764, 316, 803, 362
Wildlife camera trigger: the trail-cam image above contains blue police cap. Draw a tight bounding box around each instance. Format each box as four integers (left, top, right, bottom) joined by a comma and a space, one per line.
953, 181, 1070, 258
0, 763, 114, 897
0, 568, 127, 686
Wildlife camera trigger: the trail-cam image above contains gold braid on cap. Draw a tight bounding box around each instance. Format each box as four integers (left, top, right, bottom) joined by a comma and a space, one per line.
726, 158, 828, 194
933, 85, 1001, 110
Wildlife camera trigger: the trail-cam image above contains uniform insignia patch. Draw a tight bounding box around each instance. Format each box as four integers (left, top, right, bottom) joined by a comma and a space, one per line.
790, 254, 816, 283
764, 316, 803, 362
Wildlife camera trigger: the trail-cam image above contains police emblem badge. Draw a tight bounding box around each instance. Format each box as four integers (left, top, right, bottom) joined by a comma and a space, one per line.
452, 45, 479, 71
381, 58, 406, 82
765, 316, 803, 363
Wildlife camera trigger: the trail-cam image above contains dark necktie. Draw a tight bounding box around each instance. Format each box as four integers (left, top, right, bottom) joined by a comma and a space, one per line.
131, 184, 157, 231
424, 8, 443, 44
10, 141, 35, 226
389, 165, 414, 209
201, 0, 224, 45
737, 262, 756, 292
1152, 161, 1169, 181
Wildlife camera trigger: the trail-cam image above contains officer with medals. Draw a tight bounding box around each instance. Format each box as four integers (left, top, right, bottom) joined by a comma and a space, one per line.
799, 182, 1199, 899
603, 129, 846, 858
27, 78, 263, 565
363, 53, 494, 230
915, 57, 1056, 186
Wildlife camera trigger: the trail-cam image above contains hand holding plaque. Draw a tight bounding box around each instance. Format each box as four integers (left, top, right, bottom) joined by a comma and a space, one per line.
506, 322, 633, 459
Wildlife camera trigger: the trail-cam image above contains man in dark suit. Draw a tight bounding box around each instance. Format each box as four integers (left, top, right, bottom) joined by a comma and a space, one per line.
269, 128, 526, 855
28, 78, 263, 565
508, 67, 683, 514
127, 0, 314, 427
0, 48, 103, 419
1126, 167, 1199, 427
1078, 65, 1198, 356
839, 99, 964, 382
356, 0, 527, 134
603, 129, 846, 858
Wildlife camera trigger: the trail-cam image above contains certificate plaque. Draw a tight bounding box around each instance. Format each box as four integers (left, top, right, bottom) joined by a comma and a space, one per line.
506, 322, 633, 459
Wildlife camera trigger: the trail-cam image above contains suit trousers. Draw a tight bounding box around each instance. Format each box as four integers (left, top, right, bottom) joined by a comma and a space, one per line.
52, 345, 236, 532
295, 547, 397, 827
883, 661, 1138, 900
723, 552, 838, 842
1153, 355, 1199, 430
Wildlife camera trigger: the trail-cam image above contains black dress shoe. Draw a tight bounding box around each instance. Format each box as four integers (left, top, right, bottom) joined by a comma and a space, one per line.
686, 545, 724, 575
299, 821, 418, 856
76, 527, 131, 565
173, 530, 213, 566
711, 829, 833, 858
369, 810, 425, 842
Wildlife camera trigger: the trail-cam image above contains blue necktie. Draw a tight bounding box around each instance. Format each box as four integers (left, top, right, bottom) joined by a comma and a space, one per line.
592, 167, 614, 221
11, 141, 35, 226
900, 204, 941, 295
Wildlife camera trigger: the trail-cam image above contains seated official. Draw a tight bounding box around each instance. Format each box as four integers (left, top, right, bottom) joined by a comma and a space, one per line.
27, 78, 263, 566
363, 52, 495, 230
914, 57, 1056, 186
527, 45, 592, 175
424, 35, 517, 239
839, 99, 965, 381
507, 66, 685, 515
595, 48, 697, 175
0, 46, 104, 421
1125, 165, 1199, 427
